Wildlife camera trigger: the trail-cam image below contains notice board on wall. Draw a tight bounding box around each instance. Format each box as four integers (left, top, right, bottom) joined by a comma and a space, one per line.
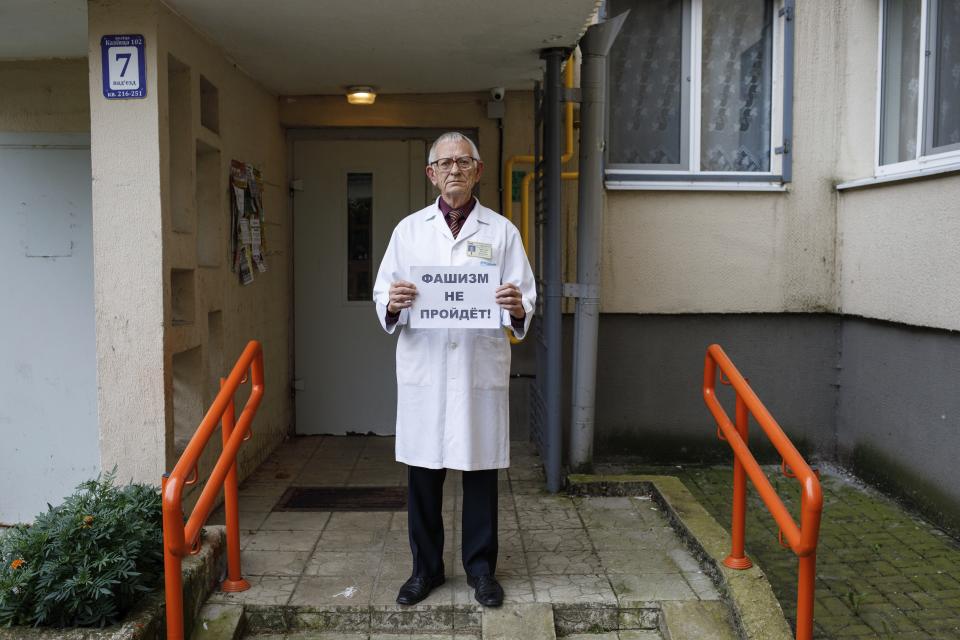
230, 160, 267, 285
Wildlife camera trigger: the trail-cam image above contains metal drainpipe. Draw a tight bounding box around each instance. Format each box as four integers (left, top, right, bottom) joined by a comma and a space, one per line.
569, 13, 629, 473
541, 47, 566, 493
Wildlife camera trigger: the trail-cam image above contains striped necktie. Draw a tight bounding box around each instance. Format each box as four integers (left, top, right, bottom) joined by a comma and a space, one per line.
448, 210, 464, 238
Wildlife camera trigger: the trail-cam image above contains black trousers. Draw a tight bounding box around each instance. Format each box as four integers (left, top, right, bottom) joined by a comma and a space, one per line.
407, 465, 498, 578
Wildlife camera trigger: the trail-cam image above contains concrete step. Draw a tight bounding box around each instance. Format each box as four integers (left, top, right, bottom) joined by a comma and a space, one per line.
661, 601, 738, 640
190, 603, 246, 640
245, 633, 664, 640
562, 633, 664, 640
248, 634, 478, 639
238, 599, 661, 637
241, 605, 671, 639
482, 603, 555, 640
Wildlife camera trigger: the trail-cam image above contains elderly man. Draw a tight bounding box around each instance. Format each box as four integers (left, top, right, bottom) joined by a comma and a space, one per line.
373, 132, 536, 607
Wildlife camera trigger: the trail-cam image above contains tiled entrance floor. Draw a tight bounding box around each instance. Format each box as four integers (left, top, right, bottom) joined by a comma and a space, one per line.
208, 436, 737, 638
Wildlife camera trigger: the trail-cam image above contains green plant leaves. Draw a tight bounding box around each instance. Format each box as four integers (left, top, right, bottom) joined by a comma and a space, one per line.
0, 471, 162, 628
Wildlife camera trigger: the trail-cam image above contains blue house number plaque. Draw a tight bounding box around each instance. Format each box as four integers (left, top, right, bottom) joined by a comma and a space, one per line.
101, 35, 147, 99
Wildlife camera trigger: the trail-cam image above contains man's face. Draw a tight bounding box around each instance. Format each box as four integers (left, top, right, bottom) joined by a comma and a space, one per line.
426, 139, 483, 205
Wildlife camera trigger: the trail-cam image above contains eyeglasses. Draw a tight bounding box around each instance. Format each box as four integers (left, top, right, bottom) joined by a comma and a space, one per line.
430, 156, 478, 173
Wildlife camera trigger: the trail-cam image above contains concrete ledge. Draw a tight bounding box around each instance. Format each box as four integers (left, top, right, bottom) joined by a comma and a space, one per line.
567, 474, 794, 640
0, 526, 227, 640
483, 603, 555, 640
244, 604, 483, 636
190, 603, 245, 640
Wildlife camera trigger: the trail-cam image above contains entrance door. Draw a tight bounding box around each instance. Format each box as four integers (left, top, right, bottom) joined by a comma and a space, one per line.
0, 133, 99, 522
293, 139, 428, 434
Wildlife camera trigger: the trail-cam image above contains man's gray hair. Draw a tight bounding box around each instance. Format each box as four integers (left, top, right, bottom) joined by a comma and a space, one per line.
428, 132, 481, 164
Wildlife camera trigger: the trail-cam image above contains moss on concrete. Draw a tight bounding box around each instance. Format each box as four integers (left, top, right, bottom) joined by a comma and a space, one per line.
846, 443, 960, 538
596, 431, 812, 466
191, 604, 245, 640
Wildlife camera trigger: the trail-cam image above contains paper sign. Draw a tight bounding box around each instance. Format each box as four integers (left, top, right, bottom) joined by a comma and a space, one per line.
101, 35, 147, 99
409, 266, 500, 329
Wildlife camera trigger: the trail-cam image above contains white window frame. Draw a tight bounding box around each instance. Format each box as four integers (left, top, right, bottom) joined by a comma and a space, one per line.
875, 0, 960, 178
605, 0, 788, 188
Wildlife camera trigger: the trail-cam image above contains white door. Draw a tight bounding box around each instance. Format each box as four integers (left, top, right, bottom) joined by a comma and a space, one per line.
0, 133, 99, 523
293, 139, 428, 434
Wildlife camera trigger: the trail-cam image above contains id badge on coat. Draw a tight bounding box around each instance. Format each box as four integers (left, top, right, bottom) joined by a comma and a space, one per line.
466, 241, 493, 260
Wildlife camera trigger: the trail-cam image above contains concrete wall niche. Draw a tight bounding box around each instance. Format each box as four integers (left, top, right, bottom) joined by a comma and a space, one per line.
172, 346, 203, 457
170, 268, 196, 325
206, 310, 224, 405
167, 54, 193, 233
195, 140, 222, 267
200, 74, 219, 134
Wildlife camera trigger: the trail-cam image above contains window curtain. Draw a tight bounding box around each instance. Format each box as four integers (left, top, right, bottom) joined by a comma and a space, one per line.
700, 0, 774, 172
608, 0, 684, 165
881, 0, 922, 165
932, 0, 960, 150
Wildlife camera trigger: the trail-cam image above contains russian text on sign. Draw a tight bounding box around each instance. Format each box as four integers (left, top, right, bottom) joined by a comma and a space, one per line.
409, 266, 500, 329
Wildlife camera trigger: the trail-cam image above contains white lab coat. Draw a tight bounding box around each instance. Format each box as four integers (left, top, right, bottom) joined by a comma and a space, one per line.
373, 198, 536, 470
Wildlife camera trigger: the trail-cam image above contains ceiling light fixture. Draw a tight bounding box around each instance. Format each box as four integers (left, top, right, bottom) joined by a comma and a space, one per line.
346, 86, 376, 105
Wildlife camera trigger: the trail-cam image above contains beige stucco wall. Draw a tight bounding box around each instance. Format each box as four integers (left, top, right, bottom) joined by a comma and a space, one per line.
838, 178, 960, 332
0, 59, 90, 132
88, 0, 167, 485
88, 0, 290, 488
602, 2, 847, 315
834, 1, 960, 333
835, 0, 879, 183
158, 3, 290, 484
604, 0, 958, 332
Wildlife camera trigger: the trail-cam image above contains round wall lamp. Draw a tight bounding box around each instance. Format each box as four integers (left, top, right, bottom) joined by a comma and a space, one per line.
346, 86, 377, 105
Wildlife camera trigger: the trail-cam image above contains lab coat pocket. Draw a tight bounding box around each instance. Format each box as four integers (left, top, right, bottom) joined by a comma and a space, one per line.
472, 333, 510, 390
396, 329, 433, 386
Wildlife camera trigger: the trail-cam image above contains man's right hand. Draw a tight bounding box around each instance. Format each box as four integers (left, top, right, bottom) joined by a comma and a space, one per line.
388, 280, 418, 314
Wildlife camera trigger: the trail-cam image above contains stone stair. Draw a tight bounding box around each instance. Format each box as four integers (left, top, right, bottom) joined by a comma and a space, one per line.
197, 438, 787, 640
216, 600, 686, 640
236, 599, 740, 639
190, 604, 246, 640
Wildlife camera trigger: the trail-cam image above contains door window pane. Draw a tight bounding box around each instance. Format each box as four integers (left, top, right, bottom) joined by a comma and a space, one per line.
931, 0, 960, 150
608, 0, 684, 165
881, 0, 922, 165
700, 0, 773, 171
347, 173, 372, 301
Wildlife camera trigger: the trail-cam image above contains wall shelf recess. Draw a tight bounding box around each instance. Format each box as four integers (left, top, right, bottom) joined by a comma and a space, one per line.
196, 140, 222, 267
167, 55, 193, 233
200, 75, 220, 134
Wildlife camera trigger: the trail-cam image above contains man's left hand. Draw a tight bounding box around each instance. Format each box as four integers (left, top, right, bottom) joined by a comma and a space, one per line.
495, 283, 525, 319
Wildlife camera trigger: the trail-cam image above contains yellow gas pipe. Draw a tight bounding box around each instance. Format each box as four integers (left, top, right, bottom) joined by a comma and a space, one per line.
503, 55, 578, 344
503, 54, 578, 236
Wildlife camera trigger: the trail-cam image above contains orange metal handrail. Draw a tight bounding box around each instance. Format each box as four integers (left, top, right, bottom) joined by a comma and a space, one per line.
161, 340, 264, 640
702, 344, 823, 640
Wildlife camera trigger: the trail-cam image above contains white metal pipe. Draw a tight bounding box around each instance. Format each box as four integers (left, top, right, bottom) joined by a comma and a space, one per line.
570, 12, 628, 472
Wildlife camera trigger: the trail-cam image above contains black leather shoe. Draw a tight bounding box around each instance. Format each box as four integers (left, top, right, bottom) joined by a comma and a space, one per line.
467, 574, 504, 607
396, 574, 446, 605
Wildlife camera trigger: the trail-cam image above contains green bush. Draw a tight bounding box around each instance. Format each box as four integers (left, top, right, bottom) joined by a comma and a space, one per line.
0, 472, 163, 628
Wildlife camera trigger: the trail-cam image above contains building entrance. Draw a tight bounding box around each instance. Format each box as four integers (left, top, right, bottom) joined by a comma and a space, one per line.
292, 138, 429, 434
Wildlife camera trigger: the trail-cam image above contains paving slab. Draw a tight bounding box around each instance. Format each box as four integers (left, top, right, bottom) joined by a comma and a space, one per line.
207, 437, 741, 639
596, 462, 960, 640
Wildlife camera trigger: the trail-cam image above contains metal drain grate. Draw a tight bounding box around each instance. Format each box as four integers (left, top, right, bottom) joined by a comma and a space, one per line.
274, 486, 407, 511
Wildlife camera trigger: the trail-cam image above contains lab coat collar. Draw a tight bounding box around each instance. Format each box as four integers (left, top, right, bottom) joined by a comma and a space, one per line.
423, 196, 491, 244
